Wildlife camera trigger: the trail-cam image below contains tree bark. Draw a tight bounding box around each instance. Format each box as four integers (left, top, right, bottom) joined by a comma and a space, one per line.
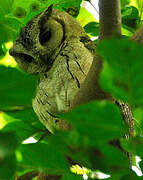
71, 0, 122, 108
99, 0, 121, 39
131, 25, 143, 43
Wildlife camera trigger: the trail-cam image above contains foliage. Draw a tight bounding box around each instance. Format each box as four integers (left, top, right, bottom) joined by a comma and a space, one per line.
0, 0, 143, 179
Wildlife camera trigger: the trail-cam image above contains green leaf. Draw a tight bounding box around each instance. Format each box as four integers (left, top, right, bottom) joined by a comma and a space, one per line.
61, 101, 126, 146
0, 0, 82, 42
139, 160, 143, 173
135, 0, 143, 12
10, 0, 82, 28
61, 173, 83, 180
120, 0, 130, 8
5, 108, 43, 129
0, 132, 17, 179
121, 136, 143, 159
17, 142, 69, 174
0, 132, 18, 157
0, 66, 37, 109
98, 144, 129, 176
84, 22, 99, 36
2, 121, 37, 143
2, 109, 44, 143
97, 37, 143, 108
0, 0, 13, 16
120, 170, 141, 179
121, 6, 139, 30
0, 17, 22, 43
0, 155, 16, 180
0, 44, 6, 58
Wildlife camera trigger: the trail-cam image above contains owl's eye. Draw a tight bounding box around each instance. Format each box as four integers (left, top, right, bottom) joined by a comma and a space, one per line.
39, 30, 51, 45
14, 53, 34, 63
19, 53, 34, 63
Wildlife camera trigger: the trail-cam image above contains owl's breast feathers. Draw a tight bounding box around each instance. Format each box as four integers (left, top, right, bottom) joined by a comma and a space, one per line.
32, 37, 95, 132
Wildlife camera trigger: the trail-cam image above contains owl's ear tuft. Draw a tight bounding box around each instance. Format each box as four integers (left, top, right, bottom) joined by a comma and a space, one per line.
45, 4, 53, 16
38, 5, 53, 27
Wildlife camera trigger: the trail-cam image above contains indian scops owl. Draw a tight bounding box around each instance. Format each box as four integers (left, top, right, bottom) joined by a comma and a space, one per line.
9, 6, 96, 133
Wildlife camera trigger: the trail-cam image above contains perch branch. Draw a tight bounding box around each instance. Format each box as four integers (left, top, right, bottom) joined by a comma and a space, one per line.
71, 0, 122, 108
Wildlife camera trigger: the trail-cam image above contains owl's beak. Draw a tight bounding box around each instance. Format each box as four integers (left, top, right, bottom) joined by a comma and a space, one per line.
9, 47, 15, 57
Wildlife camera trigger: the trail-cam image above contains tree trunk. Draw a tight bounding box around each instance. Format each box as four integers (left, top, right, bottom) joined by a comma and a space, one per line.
71, 0, 122, 108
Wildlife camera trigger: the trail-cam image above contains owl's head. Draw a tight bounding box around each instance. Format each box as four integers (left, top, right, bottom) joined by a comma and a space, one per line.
9, 5, 86, 74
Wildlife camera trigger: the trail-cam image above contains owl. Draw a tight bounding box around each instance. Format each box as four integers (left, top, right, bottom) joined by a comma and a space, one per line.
9, 5, 96, 133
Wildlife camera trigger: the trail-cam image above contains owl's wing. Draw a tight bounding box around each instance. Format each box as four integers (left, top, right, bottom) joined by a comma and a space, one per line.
32, 37, 94, 132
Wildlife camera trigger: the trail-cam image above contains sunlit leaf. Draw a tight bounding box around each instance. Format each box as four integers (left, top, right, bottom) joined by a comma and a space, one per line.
76, 7, 97, 27
120, 0, 131, 8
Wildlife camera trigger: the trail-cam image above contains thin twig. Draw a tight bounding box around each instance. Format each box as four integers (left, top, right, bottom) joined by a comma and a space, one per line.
90, 1, 99, 14
139, 1, 143, 25
17, 171, 38, 180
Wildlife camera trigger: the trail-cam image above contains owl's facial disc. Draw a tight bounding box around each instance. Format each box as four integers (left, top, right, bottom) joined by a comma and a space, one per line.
9, 6, 65, 74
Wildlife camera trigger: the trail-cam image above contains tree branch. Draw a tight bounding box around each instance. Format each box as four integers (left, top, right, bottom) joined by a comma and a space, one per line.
37, 173, 61, 180
131, 26, 143, 43
71, 0, 122, 108
99, 0, 121, 39
17, 171, 38, 180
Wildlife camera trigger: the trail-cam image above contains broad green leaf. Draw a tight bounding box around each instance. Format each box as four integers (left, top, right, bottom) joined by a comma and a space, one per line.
0, 132, 17, 179
2, 121, 37, 143
2, 109, 44, 143
0, 44, 6, 58
62, 130, 129, 176
17, 142, 69, 174
76, 7, 97, 27
135, 0, 143, 12
120, 170, 142, 179
121, 26, 133, 36
5, 108, 43, 129
121, 136, 143, 159
0, 17, 22, 43
0, 155, 16, 180
61, 101, 126, 146
0, 132, 18, 157
97, 145, 129, 176
84, 22, 99, 36
9, 0, 82, 29
0, 0, 82, 42
120, 0, 130, 8
133, 108, 143, 134
121, 6, 139, 30
97, 38, 143, 108
0, 66, 37, 109
55, 0, 82, 13
61, 173, 83, 180
0, 0, 13, 16
139, 160, 143, 174
129, 1, 143, 23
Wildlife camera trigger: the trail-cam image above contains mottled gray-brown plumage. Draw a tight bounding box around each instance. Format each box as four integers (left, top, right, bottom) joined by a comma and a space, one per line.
9, 6, 96, 132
